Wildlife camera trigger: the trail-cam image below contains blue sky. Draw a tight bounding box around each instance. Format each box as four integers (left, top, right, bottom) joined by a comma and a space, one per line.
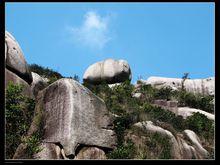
5, 2, 215, 83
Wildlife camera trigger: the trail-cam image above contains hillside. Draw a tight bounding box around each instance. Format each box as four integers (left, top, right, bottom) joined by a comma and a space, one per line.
5, 31, 215, 160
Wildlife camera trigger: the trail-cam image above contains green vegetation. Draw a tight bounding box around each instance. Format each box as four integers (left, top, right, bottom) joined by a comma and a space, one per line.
137, 82, 214, 113
29, 64, 63, 84
6, 82, 35, 159
84, 80, 214, 159
185, 112, 214, 139
21, 131, 42, 158
107, 140, 135, 159
29, 63, 80, 84
6, 69, 214, 159
177, 91, 214, 113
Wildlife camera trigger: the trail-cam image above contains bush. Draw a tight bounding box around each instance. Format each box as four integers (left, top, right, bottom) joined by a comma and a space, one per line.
185, 112, 214, 139
154, 87, 173, 101
177, 91, 214, 113
6, 82, 35, 159
29, 64, 63, 80
107, 140, 135, 159
142, 103, 185, 131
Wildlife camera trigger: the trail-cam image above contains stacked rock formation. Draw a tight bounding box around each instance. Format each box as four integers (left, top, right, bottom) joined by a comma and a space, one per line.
5, 31, 33, 98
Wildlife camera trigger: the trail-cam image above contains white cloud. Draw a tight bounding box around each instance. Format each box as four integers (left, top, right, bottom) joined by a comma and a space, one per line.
69, 11, 112, 50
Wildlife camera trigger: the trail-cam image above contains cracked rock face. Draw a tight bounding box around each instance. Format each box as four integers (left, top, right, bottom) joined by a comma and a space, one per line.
139, 76, 214, 96
83, 59, 132, 84
17, 78, 116, 159
5, 31, 32, 84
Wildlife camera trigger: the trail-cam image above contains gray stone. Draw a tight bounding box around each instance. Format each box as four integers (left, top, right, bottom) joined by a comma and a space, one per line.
83, 59, 132, 84
74, 147, 106, 159
31, 72, 48, 97
177, 107, 214, 121
14, 78, 116, 159
140, 76, 214, 96
183, 130, 209, 158
5, 31, 32, 84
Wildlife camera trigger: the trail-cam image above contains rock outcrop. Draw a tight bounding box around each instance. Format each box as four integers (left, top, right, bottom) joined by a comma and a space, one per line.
139, 76, 214, 95
177, 107, 214, 121
74, 147, 106, 160
14, 78, 116, 159
83, 59, 132, 84
5, 31, 33, 84
183, 130, 209, 158
31, 72, 49, 97
131, 121, 209, 159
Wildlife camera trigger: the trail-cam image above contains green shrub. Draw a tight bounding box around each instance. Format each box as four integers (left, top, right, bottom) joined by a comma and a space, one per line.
107, 140, 135, 159
154, 87, 173, 101
6, 82, 35, 159
177, 91, 214, 113
114, 114, 134, 145
29, 64, 63, 80
185, 112, 214, 139
151, 133, 171, 159
22, 131, 43, 158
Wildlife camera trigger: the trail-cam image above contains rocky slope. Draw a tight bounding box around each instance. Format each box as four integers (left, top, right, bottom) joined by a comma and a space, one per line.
5, 31, 215, 160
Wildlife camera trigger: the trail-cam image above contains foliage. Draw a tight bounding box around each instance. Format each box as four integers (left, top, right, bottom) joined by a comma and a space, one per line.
86, 79, 214, 159
6, 82, 35, 159
185, 112, 214, 139
149, 133, 172, 159
107, 140, 135, 159
177, 91, 214, 113
29, 63, 63, 84
142, 103, 185, 131
29, 63, 81, 84
22, 131, 43, 158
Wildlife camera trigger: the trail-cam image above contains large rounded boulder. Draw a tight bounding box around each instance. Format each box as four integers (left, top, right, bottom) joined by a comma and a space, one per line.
5, 31, 33, 84
83, 58, 132, 84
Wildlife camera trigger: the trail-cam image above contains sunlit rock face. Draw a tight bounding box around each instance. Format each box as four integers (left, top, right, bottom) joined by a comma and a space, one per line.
139, 76, 214, 96
83, 58, 132, 85
14, 78, 116, 159
5, 31, 33, 84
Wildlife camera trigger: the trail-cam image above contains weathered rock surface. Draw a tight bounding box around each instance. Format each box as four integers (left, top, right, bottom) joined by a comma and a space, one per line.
5, 68, 34, 98
133, 121, 182, 159
14, 78, 116, 159
31, 72, 48, 97
83, 59, 132, 84
183, 130, 209, 158
132, 121, 209, 159
139, 76, 214, 95
177, 107, 214, 121
5, 31, 32, 84
74, 147, 106, 160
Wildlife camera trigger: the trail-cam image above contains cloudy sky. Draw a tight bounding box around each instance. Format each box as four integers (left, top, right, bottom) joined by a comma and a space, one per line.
5, 2, 215, 83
